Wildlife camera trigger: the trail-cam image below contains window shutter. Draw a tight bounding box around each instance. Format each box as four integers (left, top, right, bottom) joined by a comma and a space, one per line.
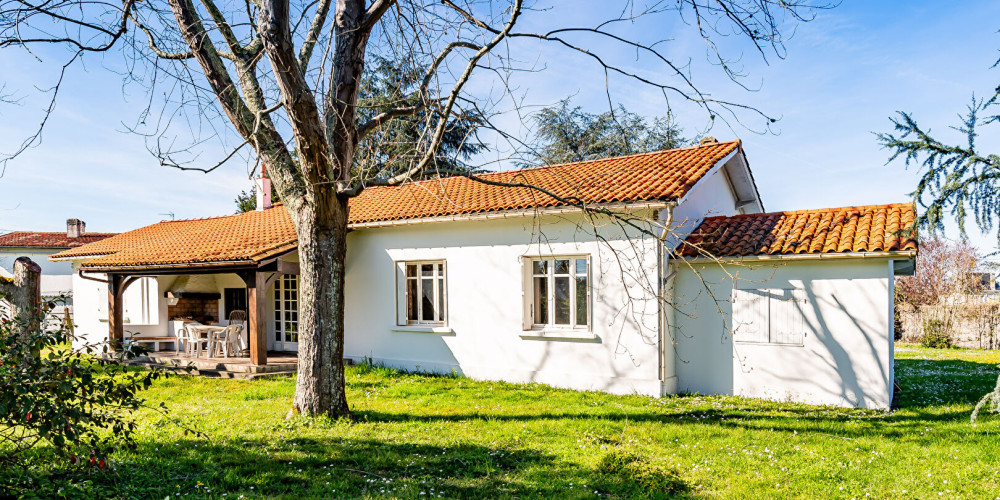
395, 261, 407, 326
732, 289, 769, 343
521, 257, 533, 330
770, 288, 807, 345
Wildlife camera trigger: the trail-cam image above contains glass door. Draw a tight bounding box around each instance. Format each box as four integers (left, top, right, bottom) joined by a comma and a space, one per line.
273, 275, 299, 352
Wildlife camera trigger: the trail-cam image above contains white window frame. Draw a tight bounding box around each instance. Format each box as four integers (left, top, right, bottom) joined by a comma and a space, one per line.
732, 288, 807, 346
400, 260, 448, 326
524, 255, 591, 331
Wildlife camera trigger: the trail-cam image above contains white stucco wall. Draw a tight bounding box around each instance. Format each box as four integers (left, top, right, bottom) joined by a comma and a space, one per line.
69, 265, 175, 347
672, 258, 895, 409
1, 249, 74, 296
344, 211, 666, 396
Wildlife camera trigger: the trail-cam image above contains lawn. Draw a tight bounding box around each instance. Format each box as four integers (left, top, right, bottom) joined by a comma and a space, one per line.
6, 344, 1000, 499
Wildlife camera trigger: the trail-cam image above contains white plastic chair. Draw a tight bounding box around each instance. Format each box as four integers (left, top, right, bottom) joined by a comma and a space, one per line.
228, 309, 247, 326
183, 324, 210, 358
211, 324, 244, 358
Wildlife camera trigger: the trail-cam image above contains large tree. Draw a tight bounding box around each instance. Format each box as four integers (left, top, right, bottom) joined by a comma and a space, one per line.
524, 101, 687, 166
1, 0, 827, 418
879, 49, 1000, 422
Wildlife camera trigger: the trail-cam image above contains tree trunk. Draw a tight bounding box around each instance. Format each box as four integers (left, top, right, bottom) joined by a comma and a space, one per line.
0, 257, 42, 335
289, 192, 351, 418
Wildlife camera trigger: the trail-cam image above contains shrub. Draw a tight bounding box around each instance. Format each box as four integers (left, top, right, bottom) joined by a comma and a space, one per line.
920, 318, 952, 349
0, 305, 165, 470
597, 449, 689, 495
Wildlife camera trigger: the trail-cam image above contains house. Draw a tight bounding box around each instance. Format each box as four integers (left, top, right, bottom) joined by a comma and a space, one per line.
0, 219, 116, 321
51, 139, 917, 409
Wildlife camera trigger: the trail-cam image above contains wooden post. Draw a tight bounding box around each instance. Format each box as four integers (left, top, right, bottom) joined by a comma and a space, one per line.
241, 270, 268, 366
107, 274, 124, 350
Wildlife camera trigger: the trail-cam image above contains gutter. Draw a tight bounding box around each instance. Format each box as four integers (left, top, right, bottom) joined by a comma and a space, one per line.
655, 203, 679, 396
79, 260, 257, 273
78, 269, 108, 284
681, 250, 917, 264
349, 200, 675, 229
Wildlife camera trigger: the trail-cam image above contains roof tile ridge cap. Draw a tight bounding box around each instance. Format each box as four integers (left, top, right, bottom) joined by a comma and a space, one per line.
158, 205, 284, 224
361, 141, 739, 192
712, 202, 916, 220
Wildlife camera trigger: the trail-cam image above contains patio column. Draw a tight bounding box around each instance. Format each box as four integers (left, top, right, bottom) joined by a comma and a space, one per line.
107, 274, 124, 350
242, 270, 268, 366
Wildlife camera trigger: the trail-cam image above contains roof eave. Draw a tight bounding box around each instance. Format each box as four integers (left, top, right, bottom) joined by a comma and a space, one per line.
348, 199, 676, 229
79, 260, 259, 274
681, 249, 918, 263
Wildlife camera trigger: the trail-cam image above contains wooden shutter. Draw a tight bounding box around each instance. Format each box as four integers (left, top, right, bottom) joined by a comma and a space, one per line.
732, 289, 769, 343
770, 288, 807, 345
395, 261, 407, 326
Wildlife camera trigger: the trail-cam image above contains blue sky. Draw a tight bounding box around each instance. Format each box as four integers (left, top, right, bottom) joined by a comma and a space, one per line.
1, 1, 999, 251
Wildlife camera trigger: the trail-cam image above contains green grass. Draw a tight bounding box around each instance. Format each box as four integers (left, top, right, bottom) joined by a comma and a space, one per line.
7, 344, 1000, 499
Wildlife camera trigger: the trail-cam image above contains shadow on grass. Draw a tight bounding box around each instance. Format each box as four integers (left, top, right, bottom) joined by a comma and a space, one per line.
349, 358, 1000, 442
9, 436, 696, 499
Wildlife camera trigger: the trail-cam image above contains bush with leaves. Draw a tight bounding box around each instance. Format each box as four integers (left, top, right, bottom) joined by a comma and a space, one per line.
0, 305, 164, 469
920, 319, 953, 349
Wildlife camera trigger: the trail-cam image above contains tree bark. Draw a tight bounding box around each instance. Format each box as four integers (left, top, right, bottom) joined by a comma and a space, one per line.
289, 191, 351, 418
0, 257, 42, 334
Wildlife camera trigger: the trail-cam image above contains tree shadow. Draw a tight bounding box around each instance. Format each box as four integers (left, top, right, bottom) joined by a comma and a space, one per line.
351, 356, 999, 443
30, 435, 693, 499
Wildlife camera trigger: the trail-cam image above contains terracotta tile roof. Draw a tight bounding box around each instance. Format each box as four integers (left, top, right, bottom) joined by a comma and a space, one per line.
679, 203, 918, 257
52, 207, 298, 268
348, 140, 741, 223
53, 141, 743, 268
0, 231, 116, 249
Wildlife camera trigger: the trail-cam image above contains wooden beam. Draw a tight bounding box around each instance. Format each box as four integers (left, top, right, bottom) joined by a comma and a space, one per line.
240, 271, 268, 366
107, 274, 124, 351
277, 260, 299, 275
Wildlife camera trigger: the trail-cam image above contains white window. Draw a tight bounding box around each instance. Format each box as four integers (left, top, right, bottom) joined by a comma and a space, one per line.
400, 261, 447, 325
732, 288, 807, 345
526, 256, 589, 329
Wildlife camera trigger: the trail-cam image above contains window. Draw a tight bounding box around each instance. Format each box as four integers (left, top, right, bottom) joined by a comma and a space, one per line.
224, 287, 247, 319
527, 257, 589, 328
123, 277, 159, 325
732, 288, 807, 345
402, 261, 447, 325
273, 275, 299, 345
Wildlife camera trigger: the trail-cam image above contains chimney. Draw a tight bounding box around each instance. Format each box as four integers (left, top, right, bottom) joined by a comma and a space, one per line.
254, 164, 272, 210
66, 219, 85, 238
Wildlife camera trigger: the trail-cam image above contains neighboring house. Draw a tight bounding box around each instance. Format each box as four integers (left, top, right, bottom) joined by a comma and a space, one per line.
0, 219, 116, 321
51, 139, 917, 409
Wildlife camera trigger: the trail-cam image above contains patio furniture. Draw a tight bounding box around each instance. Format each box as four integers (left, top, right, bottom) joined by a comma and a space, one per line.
228, 309, 247, 326
127, 336, 178, 352
209, 324, 245, 358
182, 323, 214, 358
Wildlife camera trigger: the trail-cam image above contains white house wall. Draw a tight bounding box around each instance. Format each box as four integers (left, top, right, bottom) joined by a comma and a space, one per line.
1, 249, 74, 296
671, 158, 744, 242
343, 211, 665, 396
672, 258, 894, 409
